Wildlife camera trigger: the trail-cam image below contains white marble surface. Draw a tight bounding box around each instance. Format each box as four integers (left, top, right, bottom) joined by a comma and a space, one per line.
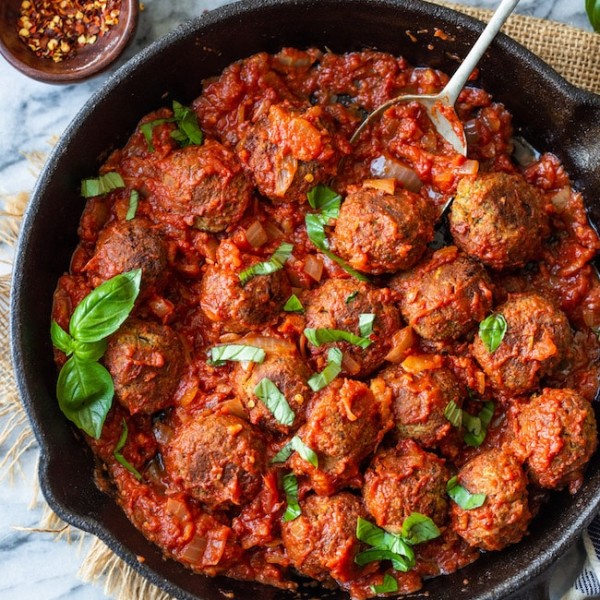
0, 1, 594, 599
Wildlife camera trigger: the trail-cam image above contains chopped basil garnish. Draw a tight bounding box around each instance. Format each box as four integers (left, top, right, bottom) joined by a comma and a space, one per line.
400, 512, 441, 545
126, 190, 139, 221
254, 377, 295, 426
271, 435, 318, 467
355, 548, 413, 572
239, 242, 293, 286
443, 399, 462, 428
447, 475, 486, 510
114, 419, 142, 480
307, 184, 342, 217
359, 313, 375, 338
307, 347, 343, 392
304, 327, 372, 349
81, 172, 125, 198
478, 313, 507, 353
282, 472, 301, 521
283, 294, 304, 313
345, 291, 359, 304
208, 344, 266, 367
444, 400, 495, 448
371, 574, 398, 595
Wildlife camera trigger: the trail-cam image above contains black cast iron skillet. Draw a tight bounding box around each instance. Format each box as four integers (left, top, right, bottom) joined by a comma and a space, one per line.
10, 1, 600, 599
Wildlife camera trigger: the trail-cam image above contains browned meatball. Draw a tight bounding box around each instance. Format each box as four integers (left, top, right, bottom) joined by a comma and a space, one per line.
390, 246, 494, 341
330, 186, 435, 274
281, 492, 365, 583
512, 388, 597, 493
85, 218, 167, 294
472, 293, 572, 396
237, 103, 340, 203
380, 361, 463, 448
199, 259, 291, 333
232, 351, 312, 434
451, 448, 531, 551
289, 378, 392, 495
104, 318, 184, 415
303, 278, 402, 377
152, 140, 252, 232
363, 439, 449, 533
163, 413, 266, 508
449, 172, 550, 270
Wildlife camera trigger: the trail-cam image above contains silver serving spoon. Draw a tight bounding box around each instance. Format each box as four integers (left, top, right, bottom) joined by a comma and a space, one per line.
350, 0, 521, 155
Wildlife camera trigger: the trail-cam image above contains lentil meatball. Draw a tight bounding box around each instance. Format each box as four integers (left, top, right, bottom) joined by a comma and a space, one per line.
281, 492, 366, 582
451, 448, 531, 551
330, 186, 435, 274
363, 439, 449, 533
289, 378, 392, 495
513, 388, 597, 493
390, 246, 494, 341
153, 140, 253, 232
104, 318, 184, 415
233, 351, 312, 434
163, 412, 266, 508
472, 293, 572, 395
199, 259, 291, 333
380, 361, 463, 448
449, 172, 550, 270
85, 218, 167, 294
237, 103, 340, 203
303, 278, 401, 377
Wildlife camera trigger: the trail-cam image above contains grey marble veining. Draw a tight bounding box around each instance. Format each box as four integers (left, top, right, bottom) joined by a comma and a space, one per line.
0, 1, 594, 599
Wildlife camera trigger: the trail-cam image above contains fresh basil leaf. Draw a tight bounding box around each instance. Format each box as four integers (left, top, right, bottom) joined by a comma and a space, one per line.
271, 441, 295, 464
304, 327, 372, 349
239, 242, 293, 286
126, 190, 139, 221
81, 172, 125, 198
307, 347, 343, 392
356, 518, 415, 559
464, 401, 495, 448
72, 338, 108, 362
114, 419, 142, 480
359, 313, 375, 337
305, 212, 330, 250
254, 378, 296, 426
56, 356, 114, 439
323, 247, 370, 281
171, 100, 204, 147
447, 475, 486, 510
444, 399, 462, 428
140, 118, 169, 152
283, 294, 304, 313
346, 291, 359, 304
478, 313, 507, 353
208, 344, 266, 367
371, 574, 398, 595
587, 0, 600, 32
307, 185, 342, 218
69, 269, 142, 343
354, 548, 413, 572
400, 513, 441, 545
282, 472, 301, 521
271, 436, 318, 467
51, 321, 74, 355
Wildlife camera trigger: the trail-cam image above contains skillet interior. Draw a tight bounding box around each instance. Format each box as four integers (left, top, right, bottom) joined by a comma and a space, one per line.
10, 1, 600, 599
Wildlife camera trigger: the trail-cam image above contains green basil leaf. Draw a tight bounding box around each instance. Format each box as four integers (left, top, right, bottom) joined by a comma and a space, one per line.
171, 100, 204, 147
400, 513, 441, 545
140, 118, 169, 152
239, 242, 293, 286
356, 518, 414, 559
271, 436, 318, 467
307, 185, 342, 218
126, 190, 139, 221
463, 401, 495, 448
69, 269, 142, 343
322, 247, 370, 282
354, 548, 413, 572
56, 356, 114, 439
346, 291, 359, 304
72, 338, 108, 362
305, 212, 330, 250
283, 294, 304, 313
282, 472, 301, 521
81, 172, 125, 198
271, 441, 295, 464
304, 327, 372, 349
208, 344, 266, 367
114, 419, 142, 480
371, 574, 398, 595
587, 0, 600, 32
447, 475, 486, 510
307, 347, 343, 391
254, 377, 296, 426
478, 313, 507, 353
51, 321, 74, 356
359, 313, 375, 337
444, 399, 462, 428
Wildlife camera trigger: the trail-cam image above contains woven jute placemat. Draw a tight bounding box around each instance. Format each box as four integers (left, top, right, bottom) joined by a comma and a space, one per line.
1, 4, 599, 600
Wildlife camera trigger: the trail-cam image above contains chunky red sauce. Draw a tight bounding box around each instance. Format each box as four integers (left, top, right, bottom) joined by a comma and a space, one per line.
52, 48, 600, 598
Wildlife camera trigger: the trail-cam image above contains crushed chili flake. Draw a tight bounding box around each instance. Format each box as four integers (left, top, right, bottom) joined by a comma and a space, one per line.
17, 0, 121, 63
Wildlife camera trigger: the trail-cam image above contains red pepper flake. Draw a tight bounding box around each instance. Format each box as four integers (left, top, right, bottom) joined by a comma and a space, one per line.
17, 0, 122, 63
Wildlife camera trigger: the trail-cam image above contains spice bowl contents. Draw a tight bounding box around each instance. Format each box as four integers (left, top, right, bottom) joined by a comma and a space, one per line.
0, 0, 139, 82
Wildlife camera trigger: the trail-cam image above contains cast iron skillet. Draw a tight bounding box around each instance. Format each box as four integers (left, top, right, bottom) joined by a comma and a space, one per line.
10, 1, 600, 599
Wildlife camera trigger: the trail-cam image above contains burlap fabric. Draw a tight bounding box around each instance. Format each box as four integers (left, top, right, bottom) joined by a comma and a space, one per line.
1, 5, 600, 600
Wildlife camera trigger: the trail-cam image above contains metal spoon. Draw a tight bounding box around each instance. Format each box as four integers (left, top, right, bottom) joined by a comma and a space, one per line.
350, 0, 521, 154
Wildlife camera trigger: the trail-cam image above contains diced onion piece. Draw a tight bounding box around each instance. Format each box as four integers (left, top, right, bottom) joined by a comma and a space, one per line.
180, 385, 199, 407
362, 178, 396, 195
147, 296, 174, 319
205, 237, 219, 262
275, 154, 298, 196
384, 326, 415, 363
153, 421, 174, 445
219, 332, 241, 343
220, 397, 248, 419
203, 528, 230, 566
264, 221, 285, 241
144, 457, 166, 487
463, 119, 480, 145
370, 155, 422, 193
166, 497, 190, 522
239, 335, 296, 356
456, 159, 479, 176
181, 533, 207, 564
551, 187, 571, 212
401, 353, 443, 373
303, 254, 324, 282
341, 352, 361, 375
245, 220, 269, 248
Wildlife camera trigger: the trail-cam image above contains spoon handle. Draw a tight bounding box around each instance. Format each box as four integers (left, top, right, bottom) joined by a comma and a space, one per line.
444, 0, 520, 105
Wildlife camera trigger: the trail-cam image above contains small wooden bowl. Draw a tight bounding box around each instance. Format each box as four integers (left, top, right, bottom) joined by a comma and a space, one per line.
0, 0, 139, 83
